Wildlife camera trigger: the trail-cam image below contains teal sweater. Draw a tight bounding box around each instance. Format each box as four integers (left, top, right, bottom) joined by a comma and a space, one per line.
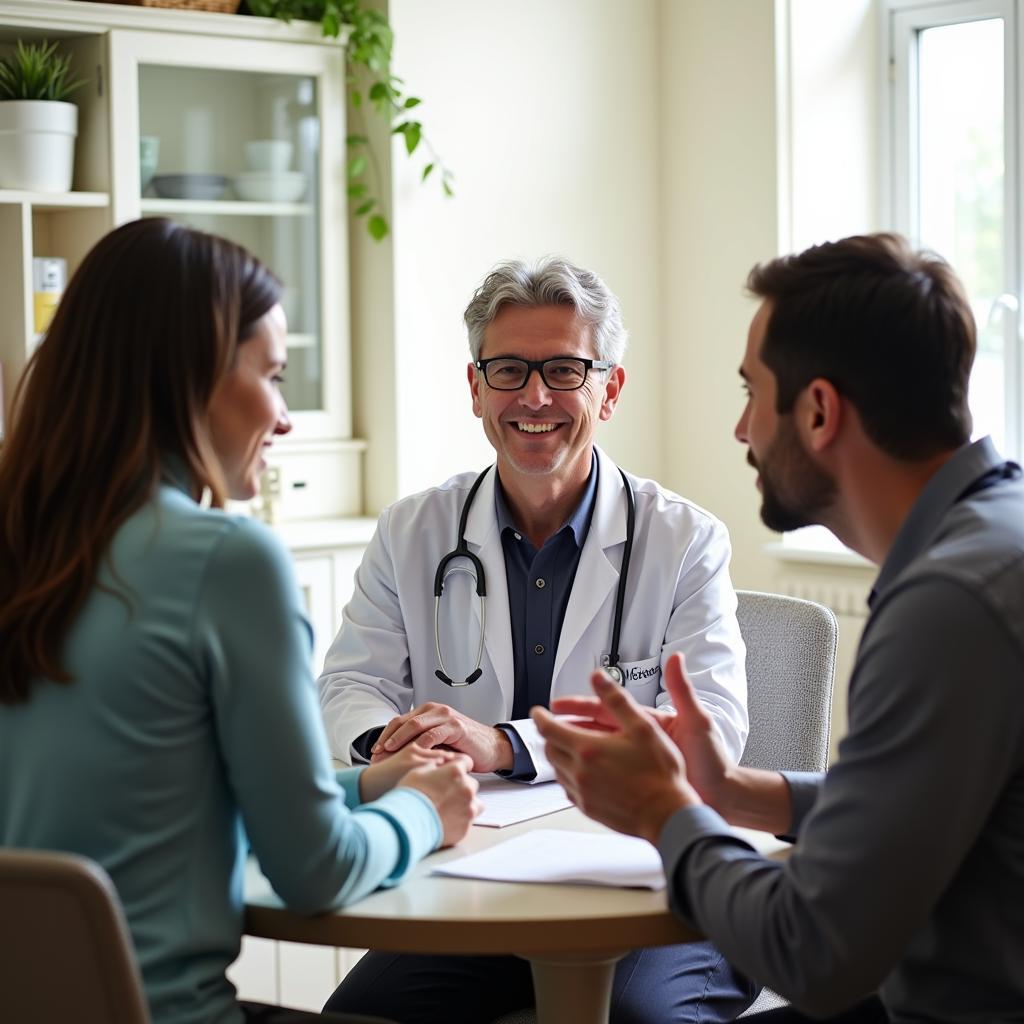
0, 481, 441, 1024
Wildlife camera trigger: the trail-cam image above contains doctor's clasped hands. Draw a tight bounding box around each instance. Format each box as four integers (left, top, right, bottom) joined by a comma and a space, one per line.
371, 702, 515, 773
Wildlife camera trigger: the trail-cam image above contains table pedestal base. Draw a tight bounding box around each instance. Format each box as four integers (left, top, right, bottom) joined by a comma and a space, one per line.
526, 950, 627, 1024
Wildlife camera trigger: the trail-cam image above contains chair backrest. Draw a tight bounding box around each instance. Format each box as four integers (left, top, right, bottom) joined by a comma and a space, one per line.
0, 847, 150, 1024
735, 589, 838, 773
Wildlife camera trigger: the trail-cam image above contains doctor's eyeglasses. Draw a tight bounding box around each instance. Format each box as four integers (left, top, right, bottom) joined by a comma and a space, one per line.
475, 356, 614, 391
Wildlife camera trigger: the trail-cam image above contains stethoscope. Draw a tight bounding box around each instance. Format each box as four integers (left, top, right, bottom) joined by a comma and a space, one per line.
433, 464, 636, 687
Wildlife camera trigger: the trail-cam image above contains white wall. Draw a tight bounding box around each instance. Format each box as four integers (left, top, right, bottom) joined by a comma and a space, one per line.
365, 0, 664, 502
659, 0, 781, 592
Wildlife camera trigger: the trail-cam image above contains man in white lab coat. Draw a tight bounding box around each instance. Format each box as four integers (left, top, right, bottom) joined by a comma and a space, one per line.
320, 256, 754, 1023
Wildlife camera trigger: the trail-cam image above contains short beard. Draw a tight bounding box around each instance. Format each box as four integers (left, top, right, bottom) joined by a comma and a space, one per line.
751, 417, 836, 533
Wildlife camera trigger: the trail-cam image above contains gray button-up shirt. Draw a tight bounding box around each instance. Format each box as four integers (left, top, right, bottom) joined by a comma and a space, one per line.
657, 437, 1024, 1021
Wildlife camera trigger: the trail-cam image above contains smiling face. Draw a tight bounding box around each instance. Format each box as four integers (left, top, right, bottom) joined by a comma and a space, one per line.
468, 303, 624, 486
735, 300, 836, 532
207, 303, 292, 500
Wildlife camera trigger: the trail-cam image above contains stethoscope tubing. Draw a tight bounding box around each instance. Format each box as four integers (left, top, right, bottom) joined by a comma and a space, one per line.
433, 463, 635, 687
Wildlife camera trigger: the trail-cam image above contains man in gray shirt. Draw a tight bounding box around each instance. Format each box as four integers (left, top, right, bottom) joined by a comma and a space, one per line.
533, 232, 1024, 1022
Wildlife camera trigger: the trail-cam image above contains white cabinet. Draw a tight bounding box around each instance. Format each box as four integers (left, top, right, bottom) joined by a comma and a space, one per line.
0, 1, 364, 515
285, 518, 375, 673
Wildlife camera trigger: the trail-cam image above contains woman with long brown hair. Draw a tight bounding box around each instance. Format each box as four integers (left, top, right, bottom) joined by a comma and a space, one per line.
0, 218, 479, 1024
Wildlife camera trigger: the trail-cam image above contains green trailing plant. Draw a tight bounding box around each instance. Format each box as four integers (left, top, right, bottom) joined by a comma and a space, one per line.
246, 0, 453, 241
0, 40, 86, 103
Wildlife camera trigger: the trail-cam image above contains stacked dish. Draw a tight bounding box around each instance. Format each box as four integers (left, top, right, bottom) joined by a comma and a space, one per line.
233, 171, 307, 203
152, 173, 228, 200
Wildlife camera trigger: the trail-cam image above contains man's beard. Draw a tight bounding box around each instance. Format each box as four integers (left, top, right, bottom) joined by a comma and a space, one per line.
749, 417, 836, 533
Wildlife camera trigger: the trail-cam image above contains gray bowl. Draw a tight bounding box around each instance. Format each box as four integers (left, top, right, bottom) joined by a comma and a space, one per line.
151, 173, 228, 201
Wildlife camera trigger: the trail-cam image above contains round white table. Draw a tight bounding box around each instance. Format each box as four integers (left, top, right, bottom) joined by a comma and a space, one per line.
244, 805, 782, 1023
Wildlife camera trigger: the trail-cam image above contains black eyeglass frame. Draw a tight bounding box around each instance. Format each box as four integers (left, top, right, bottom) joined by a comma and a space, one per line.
474, 356, 615, 391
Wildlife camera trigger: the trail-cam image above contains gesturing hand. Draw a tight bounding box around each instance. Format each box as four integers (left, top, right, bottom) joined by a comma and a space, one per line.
532, 670, 700, 844
371, 702, 514, 773
398, 755, 482, 847
551, 653, 734, 813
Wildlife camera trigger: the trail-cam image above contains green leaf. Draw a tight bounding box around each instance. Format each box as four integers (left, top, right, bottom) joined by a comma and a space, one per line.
368, 81, 388, 102
403, 96, 422, 109
403, 122, 421, 155
346, 134, 369, 147
442, 178, 454, 198
421, 162, 434, 182
354, 199, 375, 216
322, 11, 341, 37
347, 155, 367, 178
347, 183, 368, 198
350, 89, 362, 108
368, 214, 389, 240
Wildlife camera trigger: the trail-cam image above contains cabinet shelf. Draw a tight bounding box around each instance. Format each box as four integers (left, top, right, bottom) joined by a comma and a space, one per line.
140, 197, 314, 217
0, 190, 110, 210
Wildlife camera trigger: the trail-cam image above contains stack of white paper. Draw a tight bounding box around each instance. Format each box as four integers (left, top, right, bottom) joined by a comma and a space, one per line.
473, 777, 573, 828
433, 829, 666, 890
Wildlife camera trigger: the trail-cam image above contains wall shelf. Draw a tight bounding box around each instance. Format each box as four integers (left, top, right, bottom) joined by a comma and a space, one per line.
140, 197, 313, 217
0, 190, 110, 209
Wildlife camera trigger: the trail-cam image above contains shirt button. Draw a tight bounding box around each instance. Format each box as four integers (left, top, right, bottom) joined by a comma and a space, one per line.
535, 578, 546, 589
514, 532, 522, 541
533, 644, 545, 655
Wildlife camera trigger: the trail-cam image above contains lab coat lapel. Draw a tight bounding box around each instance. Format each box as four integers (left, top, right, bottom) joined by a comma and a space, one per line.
463, 467, 515, 714
551, 448, 627, 683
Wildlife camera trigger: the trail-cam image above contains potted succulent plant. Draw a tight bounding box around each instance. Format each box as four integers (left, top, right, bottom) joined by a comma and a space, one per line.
0, 40, 86, 193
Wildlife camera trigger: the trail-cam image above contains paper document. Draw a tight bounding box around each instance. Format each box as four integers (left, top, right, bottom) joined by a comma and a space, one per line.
433, 829, 666, 889
473, 777, 573, 828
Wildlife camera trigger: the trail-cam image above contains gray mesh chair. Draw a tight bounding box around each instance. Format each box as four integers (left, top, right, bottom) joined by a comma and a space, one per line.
0, 847, 151, 1023
736, 589, 837, 773
493, 590, 838, 1023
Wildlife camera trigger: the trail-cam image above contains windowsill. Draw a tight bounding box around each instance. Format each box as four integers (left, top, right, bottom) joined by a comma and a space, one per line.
764, 540, 874, 570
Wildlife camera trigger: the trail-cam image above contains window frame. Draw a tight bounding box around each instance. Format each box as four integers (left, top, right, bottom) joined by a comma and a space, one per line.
884, 0, 1022, 458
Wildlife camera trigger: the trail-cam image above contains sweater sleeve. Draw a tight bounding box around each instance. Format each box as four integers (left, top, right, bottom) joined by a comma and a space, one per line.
193, 518, 441, 914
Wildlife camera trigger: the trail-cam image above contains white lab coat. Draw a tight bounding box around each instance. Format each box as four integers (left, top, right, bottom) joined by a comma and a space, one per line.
318, 447, 748, 782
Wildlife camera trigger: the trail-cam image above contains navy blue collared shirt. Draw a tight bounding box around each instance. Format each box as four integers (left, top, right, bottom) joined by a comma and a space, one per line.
495, 454, 599, 778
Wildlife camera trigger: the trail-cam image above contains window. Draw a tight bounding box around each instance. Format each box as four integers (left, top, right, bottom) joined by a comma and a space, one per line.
887, 0, 1020, 458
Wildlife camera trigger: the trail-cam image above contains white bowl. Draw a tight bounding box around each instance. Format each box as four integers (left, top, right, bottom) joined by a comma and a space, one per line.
234, 171, 307, 203
245, 139, 293, 173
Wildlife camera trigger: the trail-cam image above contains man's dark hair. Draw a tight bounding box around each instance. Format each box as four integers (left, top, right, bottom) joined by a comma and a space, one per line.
747, 232, 975, 459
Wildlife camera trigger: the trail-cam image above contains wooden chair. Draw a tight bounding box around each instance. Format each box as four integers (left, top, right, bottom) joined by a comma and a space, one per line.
0, 847, 150, 1023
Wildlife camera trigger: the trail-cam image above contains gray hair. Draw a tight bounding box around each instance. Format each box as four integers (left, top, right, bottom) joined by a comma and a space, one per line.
463, 256, 628, 363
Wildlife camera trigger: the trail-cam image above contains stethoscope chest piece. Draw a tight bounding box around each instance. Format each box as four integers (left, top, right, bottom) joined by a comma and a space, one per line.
601, 656, 624, 685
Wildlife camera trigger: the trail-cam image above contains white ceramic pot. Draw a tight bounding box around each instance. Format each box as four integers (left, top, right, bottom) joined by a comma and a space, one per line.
0, 100, 78, 193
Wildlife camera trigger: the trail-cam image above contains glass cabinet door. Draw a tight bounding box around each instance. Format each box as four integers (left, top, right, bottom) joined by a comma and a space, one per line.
108, 30, 349, 441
